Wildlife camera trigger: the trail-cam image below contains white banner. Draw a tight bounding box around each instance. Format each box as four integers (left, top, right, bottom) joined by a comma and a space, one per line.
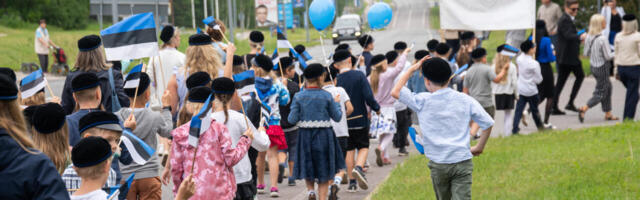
440, 0, 535, 30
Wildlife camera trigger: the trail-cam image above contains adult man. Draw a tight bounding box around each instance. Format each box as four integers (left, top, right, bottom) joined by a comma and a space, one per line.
256, 4, 276, 27
537, 0, 563, 42
552, 0, 585, 115
147, 25, 185, 108
34, 19, 56, 73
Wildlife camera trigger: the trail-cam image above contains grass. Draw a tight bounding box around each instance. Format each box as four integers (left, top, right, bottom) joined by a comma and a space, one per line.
0, 22, 325, 71
372, 122, 640, 199
429, 5, 439, 30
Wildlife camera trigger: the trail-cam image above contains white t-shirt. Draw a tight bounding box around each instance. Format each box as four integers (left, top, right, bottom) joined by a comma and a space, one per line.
71, 189, 108, 200
147, 47, 186, 106
322, 85, 350, 137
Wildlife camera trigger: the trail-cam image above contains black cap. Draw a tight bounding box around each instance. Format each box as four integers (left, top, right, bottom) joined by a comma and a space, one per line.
23, 105, 38, 126
370, 54, 387, 66
0, 74, 18, 100
303, 64, 325, 79
394, 41, 407, 51
470, 48, 487, 60
358, 34, 374, 47
279, 56, 294, 70
435, 43, 451, 55
335, 43, 350, 52
252, 54, 273, 72
623, 14, 636, 21
520, 40, 534, 53
72, 73, 100, 92
79, 111, 123, 134
294, 45, 306, 55
0, 67, 16, 82
333, 50, 352, 62
460, 31, 475, 41
414, 50, 430, 61
249, 31, 264, 43
212, 77, 235, 94
324, 65, 339, 82
188, 86, 212, 103
421, 57, 452, 84
427, 39, 439, 51
385, 51, 399, 63
72, 136, 113, 168
186, 72, 211, 90
124, 72, 151, 97
189, 33, 212, 46
78, 35, 102, 52
160, 25, 175, 43
32, 103, 66, 134
232, 55, 244, 66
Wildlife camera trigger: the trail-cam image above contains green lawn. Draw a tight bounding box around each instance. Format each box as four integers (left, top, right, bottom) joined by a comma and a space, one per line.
372, 122, 640, 199
0, 23, 325, 71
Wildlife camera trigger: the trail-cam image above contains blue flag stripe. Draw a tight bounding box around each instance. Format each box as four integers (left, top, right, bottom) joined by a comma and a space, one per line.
233, 70, 255, 82
128, 64, 143, 76
100, 12, 156, 35
188, 94, 212, 147
123, 130, 155, 159
21, 69, 43, 86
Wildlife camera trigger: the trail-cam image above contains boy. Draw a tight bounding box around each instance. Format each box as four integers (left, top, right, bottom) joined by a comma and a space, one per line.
433, 43, 460, 90
408, 50, 431, 94
70, 137, 114, 200
116, 72, 172, 200
357, 34, 375, 76
66, 72, 102, 147
334, 50, 380, 192
391, 42, 413, 156
513, 40, 546, 134
275, 56, 301, 186
391, 57, 494, 200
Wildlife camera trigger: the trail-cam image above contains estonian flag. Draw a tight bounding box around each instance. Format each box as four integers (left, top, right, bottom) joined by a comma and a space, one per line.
272, 49, 280, 70
452, 63, 469, 78
123, 64, 143, 89
500, 45, 520, 57
20, 69, 47, 99
106, 173, 135, 200
276, 27, 293, 49
188, 94, 213, 147
100, 12, 159, 61
289, 49, 308, 75
233, 70, 256, 97
121, 129, 155, 165
259, 101, 271, 128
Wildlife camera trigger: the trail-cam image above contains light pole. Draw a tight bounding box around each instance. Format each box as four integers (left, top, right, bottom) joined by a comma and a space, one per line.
227, 0, 234, 42
305, 0, 309, 43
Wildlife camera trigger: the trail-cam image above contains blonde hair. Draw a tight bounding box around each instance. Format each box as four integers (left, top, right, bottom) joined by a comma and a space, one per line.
32, 123, 70, 174
22, 91, 45, 106
622, 18, 638, 35
176, 101, 204, 127
74, 47, 111, 72
162, 28, 180, 49
183, 45, 223, 78
0, 99, 37, 153
206, 20, 227, 42
588, 14, 605, 36
253, 67, 277, 80
493, 54, 511, 84
369, 61, 386, 95
75, 158, 111, 180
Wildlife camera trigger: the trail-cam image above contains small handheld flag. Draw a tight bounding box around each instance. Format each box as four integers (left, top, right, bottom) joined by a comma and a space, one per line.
123, 64, 143, 89
196, 27, 203, 34
499, 45, 520, 57
453, 64, 469, 76
106, 173, 135, 200
290, 49, 308, 69
276, 27, 293, 49
233, 70, 256, 97
260, 46, 266, 54
101, 12, 159, 61
408, 127, 424, 155
188, 94, 213, 147
121, 129, 155, 165
20, 69, 47, 99
271, 49, 280, 70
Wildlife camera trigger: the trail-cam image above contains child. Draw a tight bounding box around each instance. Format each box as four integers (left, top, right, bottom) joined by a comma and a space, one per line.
30, 103, 70, 174
170, 92, 254, 200
322, 63, 353, 198
391, 57, 494, 200
512, 40, 546, 134
65, 73, 103, 147
243, 31, 264, 68
492, 45, 519, 136
209, 77, 270, 200
408, 50, 431, 94
357, 34, 375, 76
275, 56, 301, 186
251, 54, 290, 197
70, 136, 114, 200
115, 72, 173, 200
368, 50, 408, 167
288, 63, 345, 200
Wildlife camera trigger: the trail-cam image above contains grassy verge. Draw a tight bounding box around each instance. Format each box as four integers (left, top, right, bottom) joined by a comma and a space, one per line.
429, 5, 439, 30
372, 122, 640, 199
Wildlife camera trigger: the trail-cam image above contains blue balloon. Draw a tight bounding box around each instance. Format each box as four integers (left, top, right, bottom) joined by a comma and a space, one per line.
309, 0, 336, 31
367, 2, 393, 30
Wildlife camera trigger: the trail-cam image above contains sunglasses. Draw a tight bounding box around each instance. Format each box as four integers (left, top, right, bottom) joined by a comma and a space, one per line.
570, 8, 578, 11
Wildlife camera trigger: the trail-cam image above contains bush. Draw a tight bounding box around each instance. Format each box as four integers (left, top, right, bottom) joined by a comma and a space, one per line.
0, 0, 89, 30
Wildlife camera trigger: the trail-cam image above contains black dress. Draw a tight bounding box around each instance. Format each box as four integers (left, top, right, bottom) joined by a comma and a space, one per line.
538, 62, 555, 98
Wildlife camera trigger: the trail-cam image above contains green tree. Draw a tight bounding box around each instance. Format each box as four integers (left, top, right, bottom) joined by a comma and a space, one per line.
0, 0, 89, 29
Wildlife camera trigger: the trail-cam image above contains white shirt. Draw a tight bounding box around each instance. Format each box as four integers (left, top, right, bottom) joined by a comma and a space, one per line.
147, 47, 186, 106
70, 189, 108, 200
210, 110, 270, 183
515, 54, 543, 97
322, 85, 350, 137
491, 62, 518, 95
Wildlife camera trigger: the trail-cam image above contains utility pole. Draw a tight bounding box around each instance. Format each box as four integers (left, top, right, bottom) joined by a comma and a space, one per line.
215, 0, 219, 19
111, 0, 118, 24
204, 0, 208, 18
227, 0, 234, 42
155, 0, 159, 35
305, 0, 309, 43
191, 0, 196, 29
99, 0, 103, 30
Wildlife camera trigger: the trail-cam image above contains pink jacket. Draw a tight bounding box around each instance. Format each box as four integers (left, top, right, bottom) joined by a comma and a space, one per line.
170, 119, 251, 200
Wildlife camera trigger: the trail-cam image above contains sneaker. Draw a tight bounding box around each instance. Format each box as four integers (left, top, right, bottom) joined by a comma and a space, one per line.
347, 183, 357, 192
257, 184, 266, 194
329, 184, 339, 200
270, 187, 279, 197
544, 123, 556, 130
551, 108, 566, 115
374, 148, 383, 167
565, 104, 579, 112
288, 176, 296, 186
398, 147, 409, 156
351, 167, 369, 190
308, 191, 317, 200
277, 164, 285, 184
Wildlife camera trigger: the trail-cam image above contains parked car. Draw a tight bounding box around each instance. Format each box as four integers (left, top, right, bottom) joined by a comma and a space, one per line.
332, 15, 362, 45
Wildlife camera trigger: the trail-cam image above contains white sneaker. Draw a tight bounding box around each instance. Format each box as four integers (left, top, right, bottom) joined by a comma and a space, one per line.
543, 123, 556, 130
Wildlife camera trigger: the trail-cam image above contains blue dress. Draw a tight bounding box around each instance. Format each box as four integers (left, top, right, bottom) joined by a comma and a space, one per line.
288, 88, 345, 182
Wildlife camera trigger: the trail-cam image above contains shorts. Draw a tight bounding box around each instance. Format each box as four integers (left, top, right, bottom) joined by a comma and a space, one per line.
267, 125, 288, 150
346, 127, 369, 151
483, 106, 496, 118
337, 136, 349, 158
280, 129, 298, 162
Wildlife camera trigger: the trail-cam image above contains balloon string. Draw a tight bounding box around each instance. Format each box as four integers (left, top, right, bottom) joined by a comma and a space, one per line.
319, 34, 334, 83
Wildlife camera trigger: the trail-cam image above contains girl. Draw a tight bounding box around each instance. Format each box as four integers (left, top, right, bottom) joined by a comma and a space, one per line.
206, 19, 229, 64
368, 50, 408, 167
251, 54, 290, 197
0, 74, 69, 199
289, 64, 344, 200
578, 14, 617, 122
210, 77, 270, 200
491, 45, 518, 136
534, 20, 557, 126
170, 86, 254, 200
30, 103, 70, 174
243, 31, 265, 69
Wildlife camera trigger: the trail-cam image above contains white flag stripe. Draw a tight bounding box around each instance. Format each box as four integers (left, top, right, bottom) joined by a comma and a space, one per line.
21, 78, 47, 99
277, 40, 293, 49
124, 79, 140, 89
237, 84, 256, 96
440, 0, 535, 30
121, 136, 148, 165
104, 42, 159, 61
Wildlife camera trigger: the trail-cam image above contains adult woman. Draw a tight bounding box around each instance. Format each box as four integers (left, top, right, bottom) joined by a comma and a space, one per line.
600, 0, 625, 45
30, 103, 71, 174
535, 20, 557, 126
491, 45, 518, 136
578, 14, 617, 122
614, 14, 640, 120
205, 19, 229, 64
60, 35, 129, 114
0, 75, 69, 199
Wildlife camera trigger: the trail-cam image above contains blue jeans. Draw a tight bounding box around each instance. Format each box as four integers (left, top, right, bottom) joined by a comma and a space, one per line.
618, 66, 640, 120
512, 94, 544, 133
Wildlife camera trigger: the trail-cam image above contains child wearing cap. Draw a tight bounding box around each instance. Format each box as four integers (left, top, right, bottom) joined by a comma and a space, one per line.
358, 34, 375, 76
274, 56, 302, 186
512, 41, 547, 134
391, 57, 494, 200
288, 63, 345, 200
492, 44, 519, 136
70, 136, 114, 200
243, 31, 264, 68
30, 103, 70, 174
66, 72, 103, 147
115, 72, 173, 199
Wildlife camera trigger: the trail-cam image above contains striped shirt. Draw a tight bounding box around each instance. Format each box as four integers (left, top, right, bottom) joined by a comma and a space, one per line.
584, 34, 614, 67
62, 164, 117, 197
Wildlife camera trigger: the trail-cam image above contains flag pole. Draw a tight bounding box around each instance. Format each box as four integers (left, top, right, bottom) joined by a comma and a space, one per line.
238, 95, 250, 130
216, 28, 231, 44
45, 77, 57, 99
189, 143, 199, 174
130, 61, 145, 111
318, 34, 334, 83
157, 55, 167, 104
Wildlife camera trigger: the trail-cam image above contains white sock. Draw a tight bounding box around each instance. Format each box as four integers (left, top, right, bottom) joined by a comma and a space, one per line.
334, 176, 342, 185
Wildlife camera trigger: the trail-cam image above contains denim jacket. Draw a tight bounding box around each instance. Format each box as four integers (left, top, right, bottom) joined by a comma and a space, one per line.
288, 88, 342, 128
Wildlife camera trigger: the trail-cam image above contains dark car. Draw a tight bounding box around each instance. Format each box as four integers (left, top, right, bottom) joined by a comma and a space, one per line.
332, 15, 362, 45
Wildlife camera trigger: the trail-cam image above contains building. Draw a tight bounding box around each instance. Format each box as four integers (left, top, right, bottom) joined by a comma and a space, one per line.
90, 0, 171, 27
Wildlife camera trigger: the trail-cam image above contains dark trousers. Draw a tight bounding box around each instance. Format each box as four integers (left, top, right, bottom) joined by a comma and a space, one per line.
248, 147, 258, 191
586, 64, 612, 112
553, 63, 584, 109
618, 66, 640, 120
512, 94, 544, 133
38, 54, 48, 72
393, 109, 411, 148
